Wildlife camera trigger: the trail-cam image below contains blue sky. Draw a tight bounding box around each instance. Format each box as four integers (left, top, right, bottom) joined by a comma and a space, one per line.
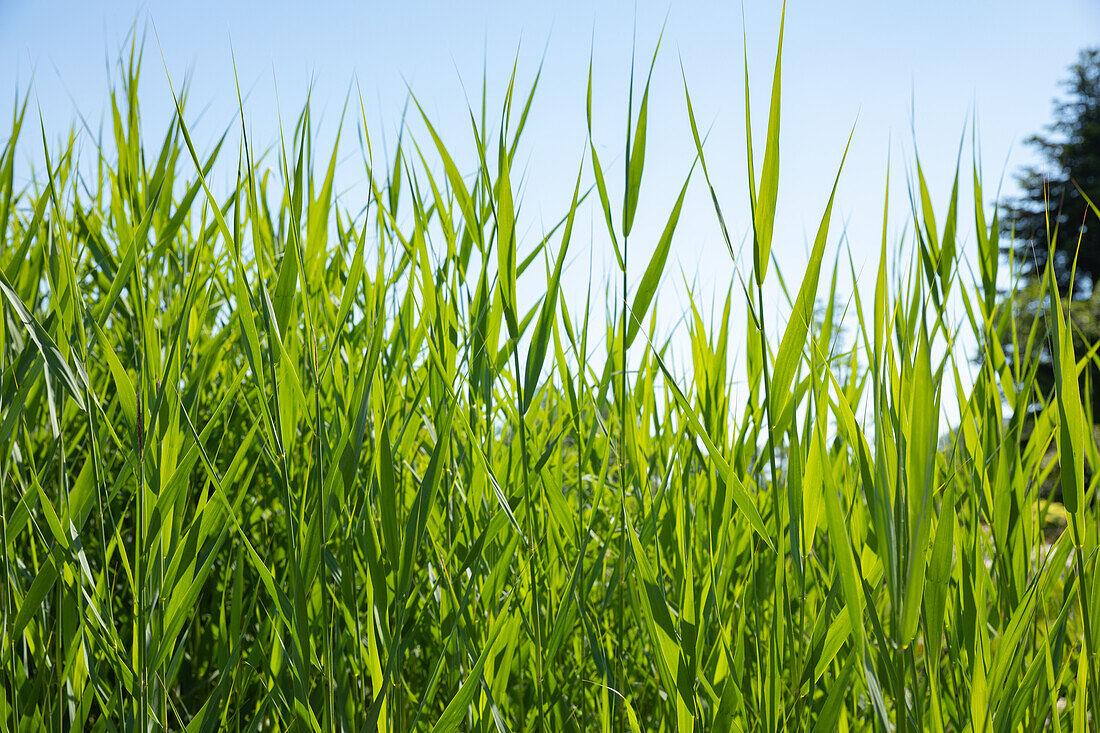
2, 0, 1099, 392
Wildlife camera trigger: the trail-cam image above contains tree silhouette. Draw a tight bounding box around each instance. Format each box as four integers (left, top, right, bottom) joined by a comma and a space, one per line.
1003, 48, 1100, 296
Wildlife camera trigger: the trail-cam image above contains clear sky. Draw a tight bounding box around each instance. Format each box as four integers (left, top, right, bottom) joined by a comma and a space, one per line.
2, 1, 1099, 393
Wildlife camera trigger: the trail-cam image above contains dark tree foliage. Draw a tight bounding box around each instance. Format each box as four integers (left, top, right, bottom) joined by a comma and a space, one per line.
998, 48, 1100, 447
1003, 47, 1100, 296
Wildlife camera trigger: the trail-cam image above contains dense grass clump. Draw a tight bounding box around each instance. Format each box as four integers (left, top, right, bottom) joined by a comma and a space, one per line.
2, 19, 1099, 733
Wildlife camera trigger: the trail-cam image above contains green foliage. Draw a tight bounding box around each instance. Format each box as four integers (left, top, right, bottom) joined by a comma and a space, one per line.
1003, 47, 1100, 295
0, 26, 1098, 733
1000, 48, 1100, 429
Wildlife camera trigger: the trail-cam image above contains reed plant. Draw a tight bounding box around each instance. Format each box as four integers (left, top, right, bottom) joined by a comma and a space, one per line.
1, 12, 1098, 731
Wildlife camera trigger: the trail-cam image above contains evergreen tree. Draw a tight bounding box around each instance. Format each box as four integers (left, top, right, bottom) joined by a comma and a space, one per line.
999, 47, 1100, 446
1004, 48, 1100, 295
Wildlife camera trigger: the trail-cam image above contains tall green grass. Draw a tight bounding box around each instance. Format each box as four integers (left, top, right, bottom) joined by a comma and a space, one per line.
1, 17, 1098, 732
